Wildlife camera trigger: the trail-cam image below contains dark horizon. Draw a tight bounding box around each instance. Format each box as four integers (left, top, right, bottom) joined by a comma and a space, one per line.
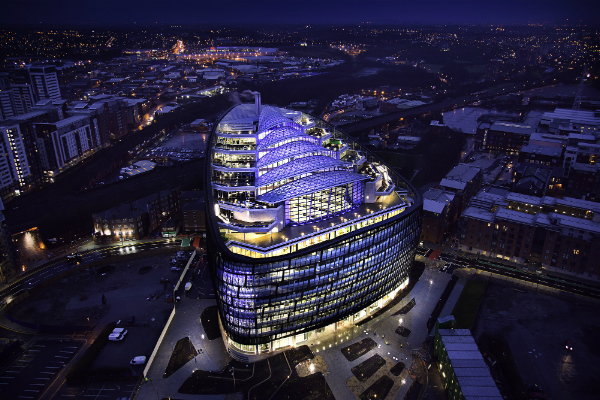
2, 0, 599, 27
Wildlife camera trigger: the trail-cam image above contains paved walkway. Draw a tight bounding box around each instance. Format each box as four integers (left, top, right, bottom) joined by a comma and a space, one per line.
137, 296, 239, 400
440, 277, 466, 319
306, 266, 452, 400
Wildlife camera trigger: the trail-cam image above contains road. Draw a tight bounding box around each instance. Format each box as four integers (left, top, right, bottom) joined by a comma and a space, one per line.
417, 247, 600, 300
0, 239, 182, 309
341, 79, 553, 135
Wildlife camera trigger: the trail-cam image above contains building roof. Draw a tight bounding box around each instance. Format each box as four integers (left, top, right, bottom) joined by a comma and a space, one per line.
256, 156, 348, 187
422, 189, 455, 214
438, 328, 502, 400
439, 164, 481, 191
542, 108, 600, 126
489, 121, 533, 136
256, 141, 328, 167
520, 144, 563, 158
464, 188, 600, 234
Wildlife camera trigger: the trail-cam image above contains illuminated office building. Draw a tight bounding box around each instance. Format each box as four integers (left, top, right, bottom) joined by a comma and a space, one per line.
206, 95, 422, 360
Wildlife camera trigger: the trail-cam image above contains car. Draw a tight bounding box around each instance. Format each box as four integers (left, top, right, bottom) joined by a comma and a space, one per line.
160, 278, 170, 283
185, 282, 192, 291
565, 339, 573, 351
130, 356, 147, 365
66, 253, 82, 263
108, 328, 127, 341
171, 266, 181, 272
469, 156, 476, 161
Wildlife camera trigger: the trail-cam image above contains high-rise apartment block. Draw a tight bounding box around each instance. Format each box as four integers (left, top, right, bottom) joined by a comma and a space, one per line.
29, 65, 61, 101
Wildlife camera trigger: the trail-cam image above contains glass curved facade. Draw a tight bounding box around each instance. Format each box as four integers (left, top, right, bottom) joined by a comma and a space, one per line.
206, 97, 422, 359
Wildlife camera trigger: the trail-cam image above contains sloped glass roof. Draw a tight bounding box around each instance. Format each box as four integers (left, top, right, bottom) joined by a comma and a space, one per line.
257, 126, 315, 150
257, 171, 370, 204
258, 107, 297, 132
256, 155, 348, 187
256, 141, 328, 168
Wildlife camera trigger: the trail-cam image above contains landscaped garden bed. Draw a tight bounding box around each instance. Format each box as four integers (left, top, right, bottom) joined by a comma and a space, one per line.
451, 279, 488, 329
395, 326, 411, 337
200, 306, 221, 340
285, 344, 314, 365
178, 346, 333, 399
390, 361, 405, 376
351, 354, 386, 382
341, 338, 377, 362
164, 337, 197, 378
393, 298, 416, 315
359, 375, 394, 400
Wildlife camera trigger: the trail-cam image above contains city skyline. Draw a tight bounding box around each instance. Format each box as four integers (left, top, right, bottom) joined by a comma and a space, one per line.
2, 0, 600, 26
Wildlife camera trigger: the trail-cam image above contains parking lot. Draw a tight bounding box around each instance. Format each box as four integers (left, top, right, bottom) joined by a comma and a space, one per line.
4, 248, 201, 399
93, 326, 159, 370
0, 340, 82, 400
55, 380, 138, 400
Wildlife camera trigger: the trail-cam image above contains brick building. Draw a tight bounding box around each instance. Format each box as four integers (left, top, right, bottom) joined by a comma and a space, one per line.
421, 189, 457, 244
93, 188, 181, 243
476, 121, 533, 154
459, 187, 600, 280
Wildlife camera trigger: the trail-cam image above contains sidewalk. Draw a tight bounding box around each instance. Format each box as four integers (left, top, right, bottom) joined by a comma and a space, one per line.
439, 277, 466, 319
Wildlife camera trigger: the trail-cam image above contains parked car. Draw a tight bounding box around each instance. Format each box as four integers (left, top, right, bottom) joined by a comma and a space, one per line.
108, 328, 127, 341
185, 282, 192, 291
130, 356, 147, 365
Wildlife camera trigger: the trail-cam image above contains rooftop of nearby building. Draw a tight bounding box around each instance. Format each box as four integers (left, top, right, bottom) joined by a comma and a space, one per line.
439, 164, 481, 191
422, 189, 455, 214
542, 108, 600, 126
489, 121, 533, 135
438, 328, 502, 400
463, 188, 600, 234
520, 143, 563, 158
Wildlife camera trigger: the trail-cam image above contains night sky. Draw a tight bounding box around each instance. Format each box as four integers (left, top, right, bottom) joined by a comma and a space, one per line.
2, 0, 599, 26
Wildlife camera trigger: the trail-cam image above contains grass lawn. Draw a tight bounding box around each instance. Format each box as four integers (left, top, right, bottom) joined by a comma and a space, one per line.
451, 279, 488, 329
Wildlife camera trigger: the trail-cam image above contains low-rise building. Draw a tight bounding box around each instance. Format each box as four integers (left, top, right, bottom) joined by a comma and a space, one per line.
93, 188, 181, 242
459, 187, 600, 279
421, 189, 457, 244
476, 121, 533, 154
439, 164, 483, 216
434, 322, 502, 400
